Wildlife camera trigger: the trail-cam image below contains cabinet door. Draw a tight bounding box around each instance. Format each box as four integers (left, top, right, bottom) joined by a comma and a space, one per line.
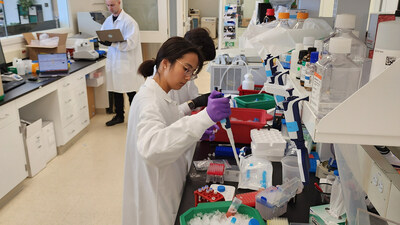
0, 120, 28, 199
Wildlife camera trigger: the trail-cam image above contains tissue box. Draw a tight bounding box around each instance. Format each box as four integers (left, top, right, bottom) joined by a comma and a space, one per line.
23, 32, 68, 60
309, 204, 346, 225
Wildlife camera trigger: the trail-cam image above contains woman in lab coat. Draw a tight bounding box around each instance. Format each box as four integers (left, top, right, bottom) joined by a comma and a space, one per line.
122, 37, 231, 225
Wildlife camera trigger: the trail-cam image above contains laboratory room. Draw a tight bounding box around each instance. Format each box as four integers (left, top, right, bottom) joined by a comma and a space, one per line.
1, 0, 400, 224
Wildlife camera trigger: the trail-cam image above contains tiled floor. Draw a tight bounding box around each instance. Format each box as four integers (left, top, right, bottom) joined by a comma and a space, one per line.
0, 70, 211, 225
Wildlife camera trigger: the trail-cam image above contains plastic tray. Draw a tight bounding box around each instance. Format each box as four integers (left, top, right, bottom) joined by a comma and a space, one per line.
238, 84, 267, 96
234, 94, 276, 110
215, 108, 272, 144
180, 201, 266, 225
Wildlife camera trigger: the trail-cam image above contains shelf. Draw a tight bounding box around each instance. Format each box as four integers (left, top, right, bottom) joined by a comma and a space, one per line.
287, 60, 400, 146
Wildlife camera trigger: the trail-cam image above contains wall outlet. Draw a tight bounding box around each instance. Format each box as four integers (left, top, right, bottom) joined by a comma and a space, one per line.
367, 163, 391, 217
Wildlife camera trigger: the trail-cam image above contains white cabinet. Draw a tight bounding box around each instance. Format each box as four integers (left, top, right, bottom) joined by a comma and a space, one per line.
0, 102, 28, 199
23, 119, 47, 177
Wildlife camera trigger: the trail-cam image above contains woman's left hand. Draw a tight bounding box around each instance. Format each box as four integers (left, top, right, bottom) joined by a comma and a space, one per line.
201, 124, 219, 141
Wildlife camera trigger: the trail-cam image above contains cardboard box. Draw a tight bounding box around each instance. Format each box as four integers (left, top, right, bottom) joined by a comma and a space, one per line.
309, 204, 346, 225
23, 32, 68, 60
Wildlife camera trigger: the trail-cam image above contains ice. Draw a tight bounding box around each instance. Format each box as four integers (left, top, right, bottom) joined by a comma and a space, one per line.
188, 210, 254, 225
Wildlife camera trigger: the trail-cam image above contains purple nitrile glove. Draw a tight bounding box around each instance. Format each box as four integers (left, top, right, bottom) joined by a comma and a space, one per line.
206, 90, 231, 122
201, 124, 219, 141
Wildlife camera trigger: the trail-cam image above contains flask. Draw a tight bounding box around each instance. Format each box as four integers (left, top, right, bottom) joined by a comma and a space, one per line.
242, 73, 255, 90
304, 51, 319, 91
300, 47, 317, 86
263, 9, 276, 23
292, 12, 308, 29
310, 37, 361, 119
275, 12, 291, 29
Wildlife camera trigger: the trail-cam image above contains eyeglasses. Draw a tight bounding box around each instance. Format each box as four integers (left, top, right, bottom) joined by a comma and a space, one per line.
176, 59, 199, 80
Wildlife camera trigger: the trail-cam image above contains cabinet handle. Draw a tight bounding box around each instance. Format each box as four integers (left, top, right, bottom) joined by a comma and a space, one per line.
79, 91, 85, 96
78, 76, 84, 80
82, 119, 88, 124
38, 145, 42, 149
63, 83, 71, 87
0, 113, 9, 120
80, 106, 87, 110
65, 99, 72, 104
67, 114, 74, 119
70, 129, 76, 134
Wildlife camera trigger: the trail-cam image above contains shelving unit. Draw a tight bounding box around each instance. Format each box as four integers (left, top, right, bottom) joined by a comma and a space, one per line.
287, 60, 400, 146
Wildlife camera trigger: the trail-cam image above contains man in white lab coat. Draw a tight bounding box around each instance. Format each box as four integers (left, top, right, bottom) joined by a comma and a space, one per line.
100, 0, 145, 126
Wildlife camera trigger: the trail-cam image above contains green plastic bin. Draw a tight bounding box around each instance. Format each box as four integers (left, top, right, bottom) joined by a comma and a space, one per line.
180, 201, 266, 225
234, 94, 276, 110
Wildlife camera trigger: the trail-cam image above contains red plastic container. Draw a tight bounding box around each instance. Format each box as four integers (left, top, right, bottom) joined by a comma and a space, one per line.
238, 84, 267, 96
197, 108, 273, 144
236, 191, 260, 207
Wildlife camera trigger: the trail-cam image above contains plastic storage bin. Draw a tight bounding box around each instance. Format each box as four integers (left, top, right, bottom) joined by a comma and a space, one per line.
238, 84, 267, 96
215, 108, 272, 144
255, 178, 302, 220
234, 94, 276, 110
180, 201, 266, 225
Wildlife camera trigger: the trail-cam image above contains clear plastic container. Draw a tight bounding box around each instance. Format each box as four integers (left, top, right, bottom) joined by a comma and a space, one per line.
292, 12, 309, 29
310, 37, 361, 119
255, 177, 302, 220
276, 12, 291, 29
281, 156, 301, 184
304, 51, 319, 91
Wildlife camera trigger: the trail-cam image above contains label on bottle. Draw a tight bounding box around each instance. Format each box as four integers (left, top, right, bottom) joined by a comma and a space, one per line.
300, 61, 307, 82
304, 67, 313, 89
310, 72, 322, 113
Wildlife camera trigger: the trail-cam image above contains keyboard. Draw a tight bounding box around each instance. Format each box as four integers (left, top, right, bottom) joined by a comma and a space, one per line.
3, 80, 26, 93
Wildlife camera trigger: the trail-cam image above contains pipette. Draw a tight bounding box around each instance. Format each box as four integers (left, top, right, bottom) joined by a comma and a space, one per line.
221, 116, 240, 167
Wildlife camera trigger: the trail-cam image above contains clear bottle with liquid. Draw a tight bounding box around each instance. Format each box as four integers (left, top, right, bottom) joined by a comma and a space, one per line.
323, 14, 367, 66
292, 12, 308, 29
310, 37, 362, 119
304, 51, 319, 91
300, 47, 317, 86
263, 9, 276, 23
275, 12, 291, 29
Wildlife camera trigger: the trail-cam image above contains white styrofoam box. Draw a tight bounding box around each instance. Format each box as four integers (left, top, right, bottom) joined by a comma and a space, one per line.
42, 121, 57, 163
86, 76, 104, 87
251, 129, 286, 154
209, 63, 266, 94
210, 184, 236, 201
22, 119, 47, 177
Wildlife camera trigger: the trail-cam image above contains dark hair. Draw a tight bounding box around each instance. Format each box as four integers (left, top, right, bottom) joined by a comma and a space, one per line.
184, 28, 216, 61
138, 36, 204, 77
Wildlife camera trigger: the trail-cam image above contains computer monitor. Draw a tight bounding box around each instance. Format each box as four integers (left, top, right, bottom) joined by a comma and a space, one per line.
0, 40, 7, 74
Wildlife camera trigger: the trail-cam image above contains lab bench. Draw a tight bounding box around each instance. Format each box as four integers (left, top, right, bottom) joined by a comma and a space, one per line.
174, 141, 323, 225
0, 58, 106, 202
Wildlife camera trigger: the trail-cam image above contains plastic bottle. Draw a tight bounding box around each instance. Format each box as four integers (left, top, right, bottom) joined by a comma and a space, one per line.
275, 12, 291, 29
290, 43, 303, 75
303, 36, 315, 49
263, 9, 276, 23
304, 51, 319, 91
323, 14, 367, 67
300, 47, 317, 86
292, 12, 309, 29
310, 37, 361, 119
370, 12, 400, 80
242, 73, 255, 90
295, 50, 308, 79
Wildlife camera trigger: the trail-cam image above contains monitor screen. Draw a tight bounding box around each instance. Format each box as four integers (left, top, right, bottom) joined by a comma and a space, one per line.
0, 40, 8, 74
38, 53, 68, 72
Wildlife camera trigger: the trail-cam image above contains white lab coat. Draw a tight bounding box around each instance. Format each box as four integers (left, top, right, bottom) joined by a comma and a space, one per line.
101, 10, 144, 93
122, 78, 214, 225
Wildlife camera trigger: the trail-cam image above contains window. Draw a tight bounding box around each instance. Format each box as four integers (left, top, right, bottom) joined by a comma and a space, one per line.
0, 0, 70, 37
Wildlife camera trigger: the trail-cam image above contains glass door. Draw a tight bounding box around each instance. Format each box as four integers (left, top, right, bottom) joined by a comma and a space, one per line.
123, 0, 168, 43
